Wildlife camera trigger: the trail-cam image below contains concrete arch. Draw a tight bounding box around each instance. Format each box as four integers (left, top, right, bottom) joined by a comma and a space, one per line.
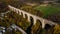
25, 16, 34, 34
23, 13, 25, 18
16, 9, 19, 14
14, 8, 16, 12
18, 10, 21, 15
26, 16, 33, 34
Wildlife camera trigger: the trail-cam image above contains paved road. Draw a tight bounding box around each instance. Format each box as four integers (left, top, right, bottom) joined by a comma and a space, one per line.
11, 24, 27, 34
0, 11, 10, 17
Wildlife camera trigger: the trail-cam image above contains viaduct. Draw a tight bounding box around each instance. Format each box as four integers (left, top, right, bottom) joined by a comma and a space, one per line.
8, 5, 57, 28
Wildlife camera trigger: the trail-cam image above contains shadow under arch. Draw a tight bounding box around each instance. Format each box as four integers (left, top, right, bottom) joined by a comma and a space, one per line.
44, 24, 51, 30
44, 24, 55, 34
36, 19, 42, 26
25, 14, 28, 19
36, 19, 42, 29
18, 11, 19, 14
35, 19, 42, 34
26, 16, 34, 34
21, 12, 23, 17
44, 24, 55, 30
30, 16, 34, 24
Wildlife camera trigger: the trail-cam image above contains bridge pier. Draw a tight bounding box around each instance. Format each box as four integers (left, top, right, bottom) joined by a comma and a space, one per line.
13, 8, 16, 12
16, 10, 18, 14
28, 15, 30, 22
33, 18, 36, 25
19, 10, 21, 15
42, 20, 46, 28
23, 13, 25, 18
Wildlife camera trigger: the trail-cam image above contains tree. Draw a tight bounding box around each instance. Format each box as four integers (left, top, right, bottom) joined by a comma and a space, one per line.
0, 1, 9, 13
55, 0, 60, 3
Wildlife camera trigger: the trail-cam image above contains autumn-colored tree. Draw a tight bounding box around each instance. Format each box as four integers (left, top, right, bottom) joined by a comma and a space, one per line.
0, 1, 9, 13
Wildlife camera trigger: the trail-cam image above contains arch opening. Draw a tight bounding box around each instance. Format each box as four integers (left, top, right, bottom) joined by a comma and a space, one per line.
25, 14, 28, 19
44, 24, 51, 30
36, 20, 42, 30
30, 16, 34, 24
18, 11, 19, 14
44, 24, 55, 34
37, 20, 42, 26
26, 16, 33, 34
21, 12, 23, 17
32, 20, 42, 34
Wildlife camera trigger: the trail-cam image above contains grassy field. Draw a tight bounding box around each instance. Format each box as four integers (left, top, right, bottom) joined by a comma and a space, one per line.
34, 5, 60, 18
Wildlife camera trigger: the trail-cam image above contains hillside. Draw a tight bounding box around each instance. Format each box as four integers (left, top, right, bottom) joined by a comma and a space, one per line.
0, 0, 60, 34
34, 5, 60, 23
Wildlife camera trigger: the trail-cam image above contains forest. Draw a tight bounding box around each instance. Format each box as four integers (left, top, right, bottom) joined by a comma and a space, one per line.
0, 0, 60, 34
